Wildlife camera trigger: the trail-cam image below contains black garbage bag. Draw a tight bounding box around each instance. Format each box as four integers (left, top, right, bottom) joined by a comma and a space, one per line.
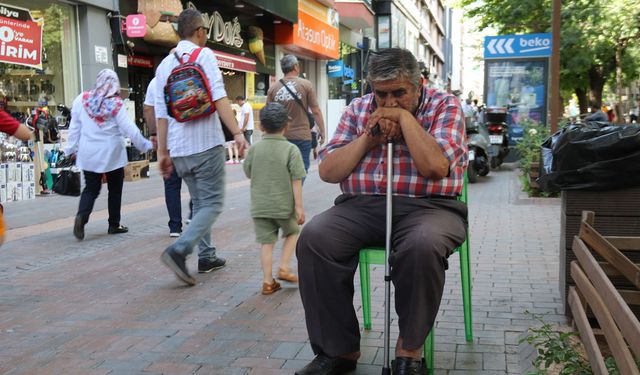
538, 122, 640, 191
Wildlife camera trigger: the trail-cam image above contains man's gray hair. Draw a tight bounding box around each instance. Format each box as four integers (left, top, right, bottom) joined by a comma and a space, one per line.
260, 102, 289, 132
280, 55, 299, 74
177, 8, 204, 39
367, 48, 422, 87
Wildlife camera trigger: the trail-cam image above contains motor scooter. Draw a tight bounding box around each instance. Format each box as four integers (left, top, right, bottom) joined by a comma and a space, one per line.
484, 107, 510, 168
465, 116, 491, 183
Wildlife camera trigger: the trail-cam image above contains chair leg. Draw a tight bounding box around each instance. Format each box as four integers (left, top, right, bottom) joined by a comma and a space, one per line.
359, 261, 372, 330
459, 239, 473, 342
424, 329, 434, 375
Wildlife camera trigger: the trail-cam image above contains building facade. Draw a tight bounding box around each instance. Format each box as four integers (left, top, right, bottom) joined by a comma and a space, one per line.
0, 0, 116, 119
373, 0, 447, 88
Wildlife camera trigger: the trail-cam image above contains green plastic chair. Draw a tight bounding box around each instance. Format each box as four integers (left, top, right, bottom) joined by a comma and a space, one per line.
358, 174, 472, 374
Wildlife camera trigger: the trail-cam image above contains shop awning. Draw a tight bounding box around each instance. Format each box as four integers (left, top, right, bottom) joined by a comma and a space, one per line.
213, 50, 257, 73
335, 2, 374, 30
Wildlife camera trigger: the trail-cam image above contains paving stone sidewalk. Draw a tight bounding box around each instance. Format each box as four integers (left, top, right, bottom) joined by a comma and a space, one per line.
0, 162, 565, 374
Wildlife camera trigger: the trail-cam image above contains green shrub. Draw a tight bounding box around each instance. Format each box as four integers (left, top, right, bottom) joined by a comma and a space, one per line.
520, 312, 636, 374
514, 120, 557, 196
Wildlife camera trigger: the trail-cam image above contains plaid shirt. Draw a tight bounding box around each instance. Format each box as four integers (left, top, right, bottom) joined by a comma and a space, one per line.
319, 85, 467, 197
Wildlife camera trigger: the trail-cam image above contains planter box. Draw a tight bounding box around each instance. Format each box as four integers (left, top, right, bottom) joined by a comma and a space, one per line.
560, 187, 640, 319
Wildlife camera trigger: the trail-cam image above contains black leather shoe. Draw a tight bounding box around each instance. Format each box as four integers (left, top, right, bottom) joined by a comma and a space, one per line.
73, 215, 85, 240
108, 225, 128, 234
392, 357, 426, 375
295, 355, 357, 375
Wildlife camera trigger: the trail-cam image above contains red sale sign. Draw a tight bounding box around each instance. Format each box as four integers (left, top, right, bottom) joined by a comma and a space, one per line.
0, 3, 43, 69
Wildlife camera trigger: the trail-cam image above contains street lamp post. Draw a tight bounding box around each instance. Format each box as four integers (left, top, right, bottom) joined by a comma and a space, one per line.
550, 0, 561, 133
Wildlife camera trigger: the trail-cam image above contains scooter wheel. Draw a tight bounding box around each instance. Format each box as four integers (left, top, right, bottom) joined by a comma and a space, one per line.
491, 158, 499, 169
468, 164, 478, 183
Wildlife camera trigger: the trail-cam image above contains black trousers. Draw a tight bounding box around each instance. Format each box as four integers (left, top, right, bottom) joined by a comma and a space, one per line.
297, 194, 467, 357
77, 168, 124, 228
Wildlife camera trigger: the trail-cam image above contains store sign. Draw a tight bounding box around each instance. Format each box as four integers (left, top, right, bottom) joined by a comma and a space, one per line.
294, 10, 339, 59
343, 65, 354, 84
0, 3, 43, 69
484, 33, 552, 59
126, 14, 146, 38
213, 50, 256, 73
327, 60, 343, 77
127, 55, 153, 68
185, 2, 243, 48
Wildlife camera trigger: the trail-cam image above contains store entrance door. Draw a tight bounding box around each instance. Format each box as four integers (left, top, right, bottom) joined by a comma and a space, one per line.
128, 66, 154, 134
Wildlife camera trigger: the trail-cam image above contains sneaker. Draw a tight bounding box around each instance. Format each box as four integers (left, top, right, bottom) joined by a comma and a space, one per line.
198, 257, 226, 273
73, 215, 85, 240
224, 160, 233, 165
108, 225, 129, 234
169, 232, 181, 238
161, 247, 195, 286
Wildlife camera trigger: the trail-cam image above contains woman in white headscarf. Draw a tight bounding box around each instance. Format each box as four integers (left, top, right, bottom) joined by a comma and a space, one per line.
65, 69, 152, 240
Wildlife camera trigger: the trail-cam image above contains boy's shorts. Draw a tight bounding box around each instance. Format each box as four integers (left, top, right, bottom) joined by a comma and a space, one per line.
253, 216, 299, 244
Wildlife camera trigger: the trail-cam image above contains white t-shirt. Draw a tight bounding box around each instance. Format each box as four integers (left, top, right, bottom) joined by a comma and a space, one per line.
240, 101, 254, 131
145, 76, 178, 148
144, 77, 156, 106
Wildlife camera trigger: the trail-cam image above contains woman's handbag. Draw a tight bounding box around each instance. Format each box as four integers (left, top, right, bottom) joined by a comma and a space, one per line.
53, 169, 81, 196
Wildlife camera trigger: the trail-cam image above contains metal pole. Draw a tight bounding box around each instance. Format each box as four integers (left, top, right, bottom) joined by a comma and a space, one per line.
382, 140, 393, 375
550, 0, 561, 133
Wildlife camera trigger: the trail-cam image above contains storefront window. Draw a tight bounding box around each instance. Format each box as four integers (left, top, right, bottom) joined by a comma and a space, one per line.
0, 1, 79, 116
328, 43, 362, 104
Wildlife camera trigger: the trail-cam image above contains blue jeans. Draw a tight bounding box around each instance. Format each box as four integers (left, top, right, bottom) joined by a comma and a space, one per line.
170, 146, 225, 261
288, 139, 312, 173
164, 168, 183, 233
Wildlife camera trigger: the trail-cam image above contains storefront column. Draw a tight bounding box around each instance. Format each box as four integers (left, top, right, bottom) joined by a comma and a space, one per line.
77, 5, 115, 90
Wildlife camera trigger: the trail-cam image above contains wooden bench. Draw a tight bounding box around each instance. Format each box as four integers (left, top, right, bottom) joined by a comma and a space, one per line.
568, 211, 640, 374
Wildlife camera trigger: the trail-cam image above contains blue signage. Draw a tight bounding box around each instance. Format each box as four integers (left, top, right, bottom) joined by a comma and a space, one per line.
327, 60, 343, 77
484, 33, 552, 59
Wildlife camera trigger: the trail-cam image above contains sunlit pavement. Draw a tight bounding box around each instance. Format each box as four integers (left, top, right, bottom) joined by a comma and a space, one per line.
0, 161, 564, 374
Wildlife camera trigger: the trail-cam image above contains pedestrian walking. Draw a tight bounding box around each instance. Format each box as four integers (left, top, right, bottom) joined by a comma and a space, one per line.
154, 8, 248, 285
65, 69, 153, 241
225, 103, 242, 165
267, 55, 325, 173
294, 48, 468, 375
235, 95, 254, 145
144, 77, 191, 237
243, 103, 306, 295
0, 103, 34, 243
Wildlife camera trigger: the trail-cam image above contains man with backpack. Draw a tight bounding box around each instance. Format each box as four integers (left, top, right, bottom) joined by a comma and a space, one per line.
154, 8, 247, 286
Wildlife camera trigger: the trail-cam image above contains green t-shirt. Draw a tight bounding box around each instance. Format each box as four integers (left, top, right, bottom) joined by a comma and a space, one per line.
243, 134, 306, 219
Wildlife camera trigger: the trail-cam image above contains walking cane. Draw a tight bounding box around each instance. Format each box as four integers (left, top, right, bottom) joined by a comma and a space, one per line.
382, 137, 393, 375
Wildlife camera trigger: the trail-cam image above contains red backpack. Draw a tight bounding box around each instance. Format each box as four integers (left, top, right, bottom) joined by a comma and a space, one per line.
164, 48, 216, 123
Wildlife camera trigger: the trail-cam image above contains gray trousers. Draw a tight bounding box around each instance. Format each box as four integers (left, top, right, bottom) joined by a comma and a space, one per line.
171, 146, 225, 260
297, 194, 467, 357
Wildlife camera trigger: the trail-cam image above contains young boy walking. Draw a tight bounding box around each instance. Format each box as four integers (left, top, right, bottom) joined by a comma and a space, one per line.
244, 103, 306, 295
